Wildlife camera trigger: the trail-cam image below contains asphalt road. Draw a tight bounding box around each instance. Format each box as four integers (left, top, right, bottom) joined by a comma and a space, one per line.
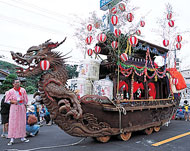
0, 120, 190, 151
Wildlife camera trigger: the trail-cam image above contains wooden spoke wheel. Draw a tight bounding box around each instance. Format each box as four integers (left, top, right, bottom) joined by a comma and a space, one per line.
144, 128, 153, 135
119, 132, 132, 141
96, 136, 111, 143
154, 126, 161, 132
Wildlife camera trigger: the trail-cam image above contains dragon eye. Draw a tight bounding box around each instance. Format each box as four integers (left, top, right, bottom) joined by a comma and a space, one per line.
33, 51, 37, 55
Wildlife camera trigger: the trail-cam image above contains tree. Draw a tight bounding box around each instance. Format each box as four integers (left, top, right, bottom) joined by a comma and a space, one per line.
66, 64, 78, 79
0, 73, 17, 94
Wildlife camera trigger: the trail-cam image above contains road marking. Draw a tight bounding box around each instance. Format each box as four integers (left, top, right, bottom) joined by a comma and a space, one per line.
152, 132, 190, 146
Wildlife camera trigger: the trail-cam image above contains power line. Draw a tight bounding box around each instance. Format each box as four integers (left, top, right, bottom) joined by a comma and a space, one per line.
12, 0, 82, 24
0, 0, 81, 27
0, 13, 67, 35
0, 44, 25, 50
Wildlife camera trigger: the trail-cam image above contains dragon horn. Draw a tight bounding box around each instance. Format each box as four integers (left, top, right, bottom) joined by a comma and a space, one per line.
45, 39, 51, 43
57, 37, 67, 47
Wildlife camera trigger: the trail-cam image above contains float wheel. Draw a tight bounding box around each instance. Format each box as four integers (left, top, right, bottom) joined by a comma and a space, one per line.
154, 126, 161, 132
119, 132, 132, 141
144, 128, 153, 135
96, 136, 111, 143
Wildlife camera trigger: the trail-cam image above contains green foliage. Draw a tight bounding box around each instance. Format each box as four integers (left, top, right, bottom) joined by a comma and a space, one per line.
105, 31, 128, 52
0, 73, 17, 93
66, 64, 78, 79
0, 61, 39, 94
25, 86, 36, 94
0, 61, 18, 73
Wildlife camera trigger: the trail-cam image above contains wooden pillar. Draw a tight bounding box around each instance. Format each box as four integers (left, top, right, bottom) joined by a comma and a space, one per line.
113, 76, 117, 99
130, 72, 134, 100
145, 81, 148, 99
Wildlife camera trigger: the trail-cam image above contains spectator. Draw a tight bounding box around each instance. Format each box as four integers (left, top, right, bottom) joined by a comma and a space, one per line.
0, 95, 10, 138
5, 79, 29, 145
183, 100, 190, 121
44, 106, 52, 126
26, 106, 40, 137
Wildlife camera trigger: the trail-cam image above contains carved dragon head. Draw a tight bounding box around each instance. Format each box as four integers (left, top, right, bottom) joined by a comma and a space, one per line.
11, 38, 67, 77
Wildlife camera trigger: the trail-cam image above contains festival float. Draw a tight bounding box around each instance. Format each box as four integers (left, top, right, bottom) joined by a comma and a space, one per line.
10, 1, 186, 143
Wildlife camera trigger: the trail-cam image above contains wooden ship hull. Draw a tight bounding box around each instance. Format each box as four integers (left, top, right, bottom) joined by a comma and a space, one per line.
55, 94, 180, 142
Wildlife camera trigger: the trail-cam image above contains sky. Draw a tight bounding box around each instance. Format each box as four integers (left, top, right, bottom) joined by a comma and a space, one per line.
0, 0, 189, 69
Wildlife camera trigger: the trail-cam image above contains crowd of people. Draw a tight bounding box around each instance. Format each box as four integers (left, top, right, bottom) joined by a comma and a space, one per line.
0, 79, 53, 146
174, 100, 190, 121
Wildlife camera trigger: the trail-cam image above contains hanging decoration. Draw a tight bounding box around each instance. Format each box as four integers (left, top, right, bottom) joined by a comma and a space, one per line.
176, 35, 182, 43
114, 29, 121, 37
163, 39, 169, 47
136, 29, 141, 36
176, 43, 181, 50
111, 15, 118, 26
168, 20, 174, 27
119, 48, 167, 79
111, 41, 118, 50
126, 13, 134, 22
167, 12, 172, 20
110, 7, 117, 14
128, 36, 138, 47
87, 24, 92, 31
94, 46, 101, 54
97, 33, 107, 43
140, 21, 145, 27
120, 53, 128, 62
87, 49, 93, 56
154, 62, 158, 69
40, 60, 50, 71
119, 3, 126, 12
173, 78, 178, 85
85, 36, 93, 45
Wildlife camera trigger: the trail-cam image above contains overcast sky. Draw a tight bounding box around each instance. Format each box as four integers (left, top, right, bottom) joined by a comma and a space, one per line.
0, 0, 189, 69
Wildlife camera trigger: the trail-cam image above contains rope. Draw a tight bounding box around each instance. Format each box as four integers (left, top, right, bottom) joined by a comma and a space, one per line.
107, 98, 127, 133
4, 137, 86, 151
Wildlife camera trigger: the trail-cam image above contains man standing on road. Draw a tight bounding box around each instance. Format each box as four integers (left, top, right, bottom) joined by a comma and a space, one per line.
5, 79, 29, 145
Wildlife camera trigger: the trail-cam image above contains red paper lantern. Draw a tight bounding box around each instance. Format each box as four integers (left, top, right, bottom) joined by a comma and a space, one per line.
136, 29, 141, 36
111, 41, 118, 49
111, 15, 118, 26
85, 36, 93, 45
176, 35, 182, 43
168, 20, 174, 27
119, 3, 126, 12
126, 13, 134, 22
176, 43, 181, 50
120, 53, 128, 62
128, 36, 138, 47
94, 46, 101, 54
87, 49, 93, 56
111, 7, 117, 14
40, 60, 50, 71
114, 29, 121, 37
140, 20, 145, 27
154, 62, 158, 69
87, 24, 92, 31
97, 33, 107, 43
173, 78, 178, 85
167, 13, 172, 20
163, 39, 169, 47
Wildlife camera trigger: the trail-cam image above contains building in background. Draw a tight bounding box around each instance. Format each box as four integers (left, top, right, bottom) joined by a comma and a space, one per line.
180, 69, 190, 105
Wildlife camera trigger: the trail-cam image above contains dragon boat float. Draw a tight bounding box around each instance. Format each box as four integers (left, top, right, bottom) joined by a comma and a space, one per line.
11, 37, 186, 143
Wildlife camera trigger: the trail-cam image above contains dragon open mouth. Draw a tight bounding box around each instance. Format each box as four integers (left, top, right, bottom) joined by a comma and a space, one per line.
11, 51, 44, 77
